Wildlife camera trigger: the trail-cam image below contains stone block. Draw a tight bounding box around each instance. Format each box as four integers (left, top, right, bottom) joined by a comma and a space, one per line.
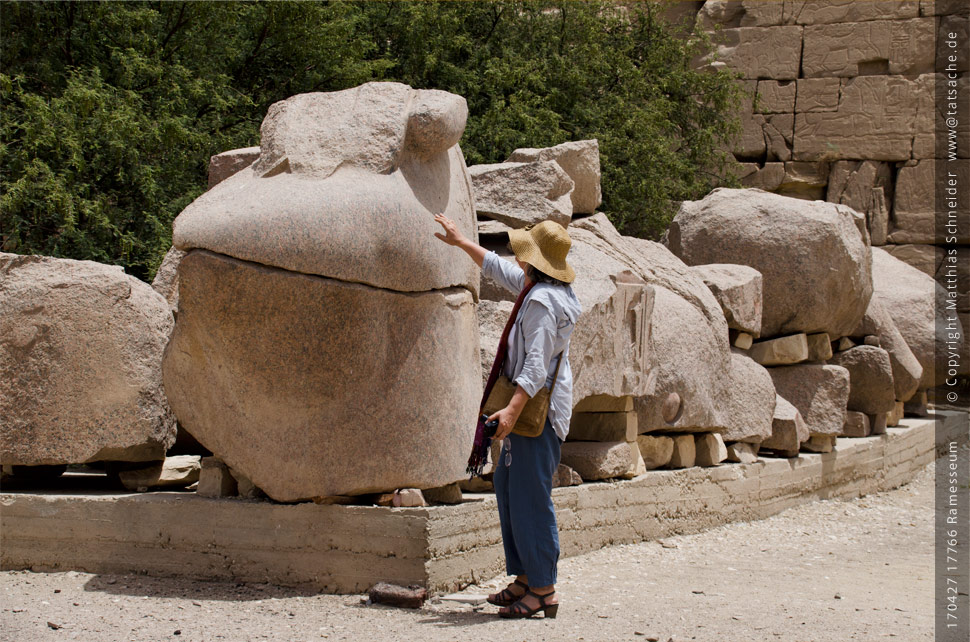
734, 332, 754, 350
795, 78, 841, 112
720, 350, 777, 443
197, 458, 237, 498
869, 413, 888, 435
553, 464, 583, 488
506, 140, 601, 214
568, 411, 638, 442
842, 411, 871, 437
884, 245, 943, 278
887, 401, 904, 426
469, 161, 573, 228
375, 489, 426, 507
705, 26, 804, 80
422, 483, 463, 504
837, 337, 857, 351
725, 441, 759, 463
740, 162, 785, 190
694, 433, 728, 466
761, 394, 810, 451
914, 74, 970, 159
891, 159, 970, 244
117, 456, 201, 492
208, 147, 260, 189
776, 161, 828, 200
697, 0, 785, 28
765, 113, 794, 161
756, 80, 797, 113
691, 263, 763, 336
574, 395, 634, 413
785, 1, 919, 25
229, 467, 265, 500
801, 19, 935, 78
826, 160, 894, 246
864, 335, 881, 347
851, 296, 924, 403
806, 333, 833, 361
801, 434, 836, 453
560, 441, 645, 480
637, 434, 674, 470
750, 334, 809, 366
769, 365, 850, 436
904, 390, 929, 416
666, 434, 697, 469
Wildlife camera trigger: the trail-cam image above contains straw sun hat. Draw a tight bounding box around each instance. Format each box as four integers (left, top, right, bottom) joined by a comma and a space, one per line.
507, 220, 576, 284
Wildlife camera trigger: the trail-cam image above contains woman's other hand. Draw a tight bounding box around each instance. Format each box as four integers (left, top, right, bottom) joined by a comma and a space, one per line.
433, 213, 466, 246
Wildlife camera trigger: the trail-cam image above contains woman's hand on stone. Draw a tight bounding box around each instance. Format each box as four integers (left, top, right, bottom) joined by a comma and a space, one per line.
433, 213, 466, 247
488, 405, 521, 441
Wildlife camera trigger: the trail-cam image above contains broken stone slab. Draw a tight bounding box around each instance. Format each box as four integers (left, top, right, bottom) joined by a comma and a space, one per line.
574, 395, 634, 413
806, 333, 833, 361
197, 457, 238, 498
801, 434, 837, 453
567, 411, 638, 442
826, 161, 894, 247
637, 434, 674, 470
869, 413, 888, 435
368, 583, 427, 609
553, 464, 583, 488
666, 435, 697, 469
690, 263, 763, 336
375, 489, 426, 508
664, 189, 873, 339
850, 297, 922, 404
0, 253, 176, 467
506, 140, 601, 214
760, 394, 810, 452
801, 18, 935, 78
560, 441, 645, 481
423, 483, 463, 505
725, 442, 759, 464
694, 433, 728, 466
829, 346, 895, 415
749, 334, 809, 366
887, 401, 904, 427
117, 456, 201, 491
719, 350, 776, 443
842, 412, 871, 438
755, 80, 796, 114
208, 146, 260, 189
769, 365, 850, 436
164, 250, 480, 501
469, 160, 573, 228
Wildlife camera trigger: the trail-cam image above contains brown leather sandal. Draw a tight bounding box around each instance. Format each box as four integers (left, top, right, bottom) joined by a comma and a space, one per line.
498, 589, 558, 619
486, 578, 528, 607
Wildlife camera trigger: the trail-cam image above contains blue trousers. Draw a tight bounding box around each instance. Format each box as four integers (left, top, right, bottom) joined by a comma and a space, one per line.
493, 418, 562, 588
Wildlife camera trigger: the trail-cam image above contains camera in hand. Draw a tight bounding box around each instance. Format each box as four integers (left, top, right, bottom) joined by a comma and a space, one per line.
480, 414, 499, 439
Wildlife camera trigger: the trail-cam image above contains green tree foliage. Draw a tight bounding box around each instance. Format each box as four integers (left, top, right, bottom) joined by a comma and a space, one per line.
1, 1, 741, 281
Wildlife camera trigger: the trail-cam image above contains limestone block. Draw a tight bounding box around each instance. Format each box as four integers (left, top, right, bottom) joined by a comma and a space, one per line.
690, 263, 763, 336
173, 83, 479, 296
761, 394, 810, 451
568, 411, 638, 442
163, 250, 480, 501
872, 247, 964, 388
734, 332, 754, 350
208, 146, 260, 189
694, 433, 728, 466
891, 160, 970, 244
887, 400, 904, 426
784, 1, 919, 25
553, 464, 583, 488
741, 163, 785, 191
375, 489, 426, 508
793, 76, 922, 161
806, 333, 833, 361
705, 26, 803, 80
665, 188, 873, 338
869, 413, 888, 435
422, 483, 463, 504
914, 74, 970, 159
697, 0, 784, 28
837, 337, 857, 351
842, 411, 871, 437
738, 113, 769, 159
666, 435, 697, 469
885, 245, 943, 277
560, 441, 645, 480
801, 19, 935, 78
726, 441, 759, 463
198, 458, 237, 498
637, 434, 674, 470
506, 140, 602, 214
851, 297, 923, 401
769, 364, 850, 436
118, 456, 201, 491
0, 254, 176, 466
776, 161, 828, 200
750, 334, 809, 366
801, 434, 836, 453
719, 350, 777, 442
765, 114, 794, 161
574, 395, 634, 413
469, 161, 573, 229
795, 78, 841, 112
756, 80, 796, 114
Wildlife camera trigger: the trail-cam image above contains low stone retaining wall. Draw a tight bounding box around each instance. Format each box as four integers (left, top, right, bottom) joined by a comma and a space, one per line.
2, 411, 964, 594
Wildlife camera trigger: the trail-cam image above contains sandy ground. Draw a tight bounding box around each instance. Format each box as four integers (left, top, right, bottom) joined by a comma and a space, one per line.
3, 445, 963, 642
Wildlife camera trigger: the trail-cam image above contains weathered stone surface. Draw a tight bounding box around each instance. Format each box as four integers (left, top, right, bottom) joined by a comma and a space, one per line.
776, 161, 827, 200
172, 83, 479, 296
477, 299, 514, 388
905, 390, 929, 416
769, 364, 850, 436
151, 247, 185, 314
696, 0, 784, 28
750, 334, 809, 366
690, 263, 763, 336
884, 244, 943, 277
741, 163, 785, 191
793, 75, 922, 161
208, 146, 260, 189
869, 412, 888, 435
795, 77, 841, 112
891, 159, 970, 244
369, 583, 428, 609
665, 188, 873, 338
720, 350, 776, 442
574, 395, 634, 413
806, 333, 833, 361
694, 433, 728, 466
864, 335, 881, 347
163, 250, 480, 501
842, 411, 871, 437
801, 19, 935, 78
872, 247, 965, 388
784, 1, 919, 25
914, 74, 970, 159
637, 434, 674, 470
725, 441, 759, 463
801, 434, 836, 453
764, 113, 794, 161
469, 161, 573, 228
229, 467, 264, 500
553, 463, 583, 488
756, 80, 796, 113
705, 26, 803, 79
733, 332, 754, 350
0, 254, 176, 466
560, 441, 645, 480
118, 456, 201, 491
197, 457, 237, 498
423, 483, 463, 504
830, 346, 895, 414
568, 411, 637, 442
666, 435, 697, 468
826, 160, 894, 246
506, 140, 601, 214
887, 400, 904, 426
851, 296, 923, 401
761, 395, 810, 451
838, 337, 857, 351
920, 0, 968, 17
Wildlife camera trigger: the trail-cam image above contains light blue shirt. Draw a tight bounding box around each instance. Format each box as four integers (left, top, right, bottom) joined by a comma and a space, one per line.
482, 251, 583, 442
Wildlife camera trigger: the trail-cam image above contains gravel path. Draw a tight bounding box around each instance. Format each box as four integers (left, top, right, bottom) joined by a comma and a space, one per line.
3, 446, 960, 642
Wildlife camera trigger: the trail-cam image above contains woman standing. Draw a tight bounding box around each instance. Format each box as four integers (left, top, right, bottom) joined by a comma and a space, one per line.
434, 214, 582, 619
